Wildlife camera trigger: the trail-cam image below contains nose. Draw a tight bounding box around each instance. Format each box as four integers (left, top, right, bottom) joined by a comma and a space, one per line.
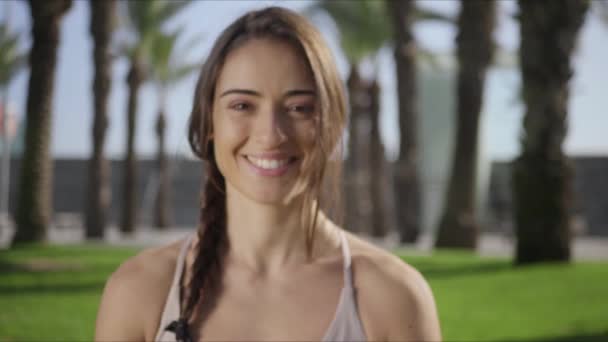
252, 106, 288, 147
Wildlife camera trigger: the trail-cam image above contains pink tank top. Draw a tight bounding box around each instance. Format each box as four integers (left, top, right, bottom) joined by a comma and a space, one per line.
154, 231, 367, 341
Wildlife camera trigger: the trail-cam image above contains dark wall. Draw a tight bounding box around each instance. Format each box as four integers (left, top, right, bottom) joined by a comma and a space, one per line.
9, 158, 203, 228
488, 156, 608, 236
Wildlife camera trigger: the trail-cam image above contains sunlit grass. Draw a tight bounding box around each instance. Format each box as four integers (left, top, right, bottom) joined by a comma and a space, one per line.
0, 244, 137, 341
0, 244, 606, 341
402, 250, 608, 342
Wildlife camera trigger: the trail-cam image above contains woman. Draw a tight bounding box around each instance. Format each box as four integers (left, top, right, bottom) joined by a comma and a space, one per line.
95, 7, 441, 342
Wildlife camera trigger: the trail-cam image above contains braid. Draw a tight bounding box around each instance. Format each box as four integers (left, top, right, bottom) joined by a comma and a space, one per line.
182, 160, 227, 329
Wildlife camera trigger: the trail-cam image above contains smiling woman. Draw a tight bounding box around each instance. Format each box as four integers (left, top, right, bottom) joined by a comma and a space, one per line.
212, 37, 320, 205
94, 6, 441, 342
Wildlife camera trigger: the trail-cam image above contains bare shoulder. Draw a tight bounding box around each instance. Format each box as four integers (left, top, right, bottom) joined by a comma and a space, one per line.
345, 232, 442, 342
95, 238, 185, 342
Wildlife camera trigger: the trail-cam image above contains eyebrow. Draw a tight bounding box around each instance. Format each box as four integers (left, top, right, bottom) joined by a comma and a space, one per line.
219, 88, 316, 98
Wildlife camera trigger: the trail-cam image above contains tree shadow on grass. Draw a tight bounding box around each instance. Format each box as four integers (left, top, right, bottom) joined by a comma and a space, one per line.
410, 261, 512, 279
0, 261, 108, 295
509, 331, 608, 342
0, 259, 84, 272
0, 260, 25, 273
0, 259, 115, 274
0, 281, 106, 295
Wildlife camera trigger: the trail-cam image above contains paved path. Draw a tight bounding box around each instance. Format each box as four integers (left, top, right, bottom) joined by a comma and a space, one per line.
2, 225, 607, 261
374, 231, 608, 261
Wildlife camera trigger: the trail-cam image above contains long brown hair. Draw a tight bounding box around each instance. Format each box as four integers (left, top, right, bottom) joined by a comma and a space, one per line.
183, 6, 346, 332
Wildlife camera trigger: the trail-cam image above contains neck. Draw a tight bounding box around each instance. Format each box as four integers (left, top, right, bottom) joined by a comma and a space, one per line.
224, 184, 336, 275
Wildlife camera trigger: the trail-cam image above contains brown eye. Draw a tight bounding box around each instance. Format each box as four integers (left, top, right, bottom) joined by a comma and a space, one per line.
287, 104, 315, 116
230, 102, 252, 111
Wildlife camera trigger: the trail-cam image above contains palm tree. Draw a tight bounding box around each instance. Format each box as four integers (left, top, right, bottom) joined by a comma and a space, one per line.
118, 0, 191, 233
312, 0, 452, 238
85, 0, 116, 239
391, 3, 455, 243
13, 0, 72, 244
344, 65, 363, 233
0, 22, 27, 239
367, 78, 387, 237
513, 0, 588, 264
310, 0, 390, 237
387, 0, 420, 243
149, 29, 199, 229
434, 0, 497, 250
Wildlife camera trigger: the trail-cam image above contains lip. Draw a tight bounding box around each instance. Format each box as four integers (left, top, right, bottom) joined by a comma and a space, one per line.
245, 152, 293, 159
241, 154, 299, 177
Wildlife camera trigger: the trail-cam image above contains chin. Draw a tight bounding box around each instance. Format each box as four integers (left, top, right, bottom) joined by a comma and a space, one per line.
246, 185, 303, 207
226, 180, 307, 208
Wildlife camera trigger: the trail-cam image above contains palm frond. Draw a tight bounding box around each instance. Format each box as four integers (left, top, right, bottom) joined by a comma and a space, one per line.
0, 54, 26, 85
0, 23, 27, 87
308, 0, 457, 65
311, 0, 391, 63
120, 0, 193, 63
413, 7, 456, 24
155, 0, 193, 26
149, 26, 201, 89
150, 28, 180, 83
166, 62, 200, 84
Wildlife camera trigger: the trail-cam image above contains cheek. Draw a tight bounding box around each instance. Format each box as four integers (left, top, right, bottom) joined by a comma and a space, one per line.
294, 120, 323, 177
294, 120, 317, 151
213, 115, 250, 169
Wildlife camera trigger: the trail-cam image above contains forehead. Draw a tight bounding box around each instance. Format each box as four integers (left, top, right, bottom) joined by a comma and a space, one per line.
215, 38, 315, 95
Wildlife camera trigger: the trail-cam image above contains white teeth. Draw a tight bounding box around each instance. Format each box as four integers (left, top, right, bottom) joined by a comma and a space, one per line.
247, 156, 290, 170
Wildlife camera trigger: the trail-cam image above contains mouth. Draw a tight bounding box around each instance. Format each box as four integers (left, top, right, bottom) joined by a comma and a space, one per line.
242, 154, 299, 176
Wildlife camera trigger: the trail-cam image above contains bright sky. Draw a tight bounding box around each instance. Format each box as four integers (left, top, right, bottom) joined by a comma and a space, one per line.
2, 0, 607, 161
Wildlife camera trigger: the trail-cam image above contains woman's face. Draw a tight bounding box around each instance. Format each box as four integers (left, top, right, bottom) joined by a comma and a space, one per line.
211, 38, 318, 205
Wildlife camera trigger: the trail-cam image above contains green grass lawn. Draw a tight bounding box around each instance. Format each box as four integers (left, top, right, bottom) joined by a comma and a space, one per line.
0, 244, 607, 341
399, 250, 608, 341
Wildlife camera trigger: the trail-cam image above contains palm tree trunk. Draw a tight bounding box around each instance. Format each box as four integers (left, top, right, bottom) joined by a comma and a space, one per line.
344, 65, 364, 233
154, 107, 171, 228
513, 0, 588, 264
1, 88, 11, 223
1, 87, 13, 243
121, 61, 144, 234
86, 0, 115, 239
368, 79, 387, 237
435, 0, 496, 249
13, 0, 72, 244
389, 0, 421, 243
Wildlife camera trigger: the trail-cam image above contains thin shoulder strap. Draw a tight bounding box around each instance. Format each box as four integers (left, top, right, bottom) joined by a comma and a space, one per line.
339, 230, 354, 289
173, 234, 194, 304
155, 234, 194, 342
323, 231, 366, 342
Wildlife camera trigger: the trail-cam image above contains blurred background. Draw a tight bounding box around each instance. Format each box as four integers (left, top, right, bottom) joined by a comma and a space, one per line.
0, 0, 607, 341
